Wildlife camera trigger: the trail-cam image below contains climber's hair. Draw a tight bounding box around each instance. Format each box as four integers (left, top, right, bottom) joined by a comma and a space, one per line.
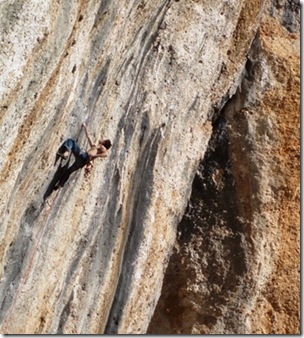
100, 139, 112, 149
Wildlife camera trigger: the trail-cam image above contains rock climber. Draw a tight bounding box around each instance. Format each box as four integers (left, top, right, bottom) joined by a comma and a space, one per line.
55, 123, 112, 189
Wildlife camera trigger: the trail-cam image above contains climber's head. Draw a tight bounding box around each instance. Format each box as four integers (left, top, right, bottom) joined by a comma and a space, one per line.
99, 139, 112, 149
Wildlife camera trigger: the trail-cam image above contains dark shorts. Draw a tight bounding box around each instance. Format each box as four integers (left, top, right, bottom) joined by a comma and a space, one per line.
75, 151, 89, 168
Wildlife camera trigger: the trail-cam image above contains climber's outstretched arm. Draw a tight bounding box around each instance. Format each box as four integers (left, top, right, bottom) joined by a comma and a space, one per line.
82, 123, 95, 147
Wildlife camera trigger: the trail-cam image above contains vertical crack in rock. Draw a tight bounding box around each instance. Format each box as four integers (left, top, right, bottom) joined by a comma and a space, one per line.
148, 10, 300, 332
87, 58, 111, 121
104, 128, 162, 334
148, 33, 266, 335
57, 290, 74, 334
148, 110, 250, 334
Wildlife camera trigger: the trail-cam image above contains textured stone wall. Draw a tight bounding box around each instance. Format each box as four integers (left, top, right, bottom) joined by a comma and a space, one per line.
148, 0, 300, 334
0, 0, 299, 334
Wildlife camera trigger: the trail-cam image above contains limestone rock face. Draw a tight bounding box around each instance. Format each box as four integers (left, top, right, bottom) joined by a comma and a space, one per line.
0, 0, 299, 334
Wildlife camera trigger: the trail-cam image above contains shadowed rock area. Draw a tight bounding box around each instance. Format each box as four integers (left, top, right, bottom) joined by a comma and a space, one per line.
0, 0, 299, 334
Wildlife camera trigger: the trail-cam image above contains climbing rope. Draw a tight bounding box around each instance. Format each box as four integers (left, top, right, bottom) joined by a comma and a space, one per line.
2, 189, 60, 332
